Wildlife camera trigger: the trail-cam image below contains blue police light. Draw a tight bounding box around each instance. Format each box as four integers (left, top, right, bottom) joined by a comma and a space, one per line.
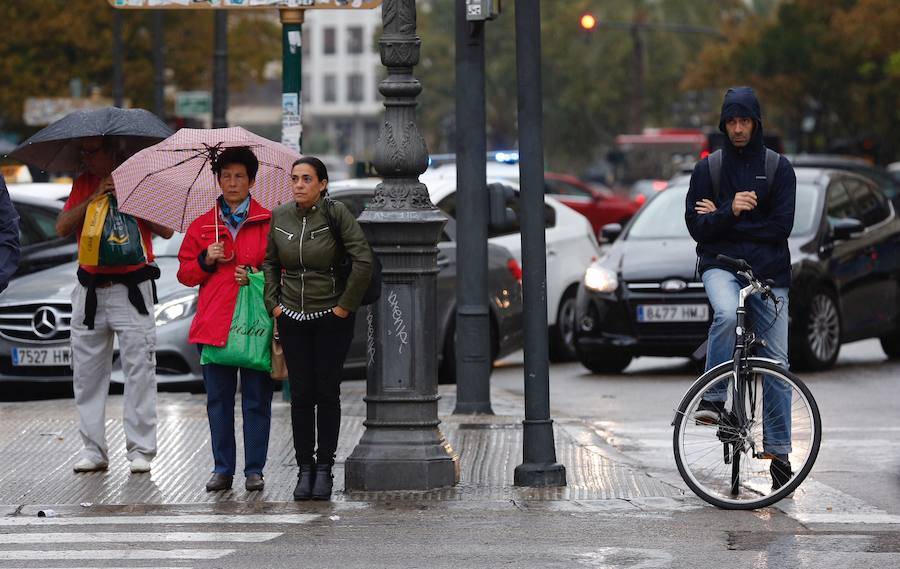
492, 151, 519, 164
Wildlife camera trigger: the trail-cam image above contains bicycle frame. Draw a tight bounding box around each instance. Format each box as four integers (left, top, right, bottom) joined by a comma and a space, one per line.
671, 271, 777, 429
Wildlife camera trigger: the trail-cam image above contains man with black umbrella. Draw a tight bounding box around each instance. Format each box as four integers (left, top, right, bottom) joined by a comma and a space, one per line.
56, 135, 174, 475
0, 173, 21, 294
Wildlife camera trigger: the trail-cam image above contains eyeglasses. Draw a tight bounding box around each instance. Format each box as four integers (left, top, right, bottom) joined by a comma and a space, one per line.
80, 146, 105, 158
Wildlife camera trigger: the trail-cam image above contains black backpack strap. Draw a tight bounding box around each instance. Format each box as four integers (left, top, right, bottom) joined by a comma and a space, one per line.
322, 198, 346, 253
707, 148, 778, 199
764, 148, 779, 191
707, 150, 723, 203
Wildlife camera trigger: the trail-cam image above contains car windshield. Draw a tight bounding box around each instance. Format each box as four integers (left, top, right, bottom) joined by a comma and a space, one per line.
627, 183, 820, 239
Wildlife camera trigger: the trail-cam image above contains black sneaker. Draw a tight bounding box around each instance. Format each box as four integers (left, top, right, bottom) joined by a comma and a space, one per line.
770, 454, 793, 491
694, 399, 726, 425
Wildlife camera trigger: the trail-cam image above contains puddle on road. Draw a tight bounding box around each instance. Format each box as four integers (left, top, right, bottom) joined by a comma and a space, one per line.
727, 531, 900, 553
575, 547, 673, 568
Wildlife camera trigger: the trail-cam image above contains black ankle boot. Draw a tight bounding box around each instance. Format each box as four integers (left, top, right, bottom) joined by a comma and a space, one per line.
311, 463, 333, 500
293, 464, 314, 501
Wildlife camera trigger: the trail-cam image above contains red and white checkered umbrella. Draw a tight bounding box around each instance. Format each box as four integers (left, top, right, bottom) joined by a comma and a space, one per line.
111, 127, 300, 232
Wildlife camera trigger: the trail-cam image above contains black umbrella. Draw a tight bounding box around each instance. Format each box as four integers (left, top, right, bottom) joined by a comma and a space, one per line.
8, 107, 174, 172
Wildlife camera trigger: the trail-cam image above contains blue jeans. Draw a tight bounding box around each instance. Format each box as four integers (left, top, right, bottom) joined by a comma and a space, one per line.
201, 361, 274, 476
702, 268, 792, 454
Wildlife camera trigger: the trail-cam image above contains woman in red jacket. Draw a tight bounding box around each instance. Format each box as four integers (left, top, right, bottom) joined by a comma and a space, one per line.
177, 147, 273, 493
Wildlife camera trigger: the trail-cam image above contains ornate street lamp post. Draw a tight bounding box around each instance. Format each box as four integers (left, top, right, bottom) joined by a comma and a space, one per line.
344, 0, 459, 492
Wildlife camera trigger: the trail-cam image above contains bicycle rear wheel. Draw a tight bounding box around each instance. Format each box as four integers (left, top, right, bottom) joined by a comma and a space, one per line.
673, 360, 821, 510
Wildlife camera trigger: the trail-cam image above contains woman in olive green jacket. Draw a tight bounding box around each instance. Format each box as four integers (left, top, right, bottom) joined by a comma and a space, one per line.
262, 156, 372, 500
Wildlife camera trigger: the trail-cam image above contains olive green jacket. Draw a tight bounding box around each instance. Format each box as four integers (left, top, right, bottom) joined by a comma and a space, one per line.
262, 196, 373, 315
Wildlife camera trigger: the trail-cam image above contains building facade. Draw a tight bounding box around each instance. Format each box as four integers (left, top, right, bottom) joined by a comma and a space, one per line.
301, 7, 383, 161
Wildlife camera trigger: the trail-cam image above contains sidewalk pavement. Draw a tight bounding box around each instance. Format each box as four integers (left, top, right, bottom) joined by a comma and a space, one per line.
0, 382, 685, 509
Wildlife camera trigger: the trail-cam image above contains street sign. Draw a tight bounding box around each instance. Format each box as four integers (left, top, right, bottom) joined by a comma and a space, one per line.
175, 91, 212, 118
23, 97, 117, 127
108, 0, 381, 9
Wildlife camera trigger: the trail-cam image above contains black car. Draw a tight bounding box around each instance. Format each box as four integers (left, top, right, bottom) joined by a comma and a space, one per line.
788, 154, 900, 207
575, 167, 900, 373
327, 182, 525, 382
6, 186, 77, 278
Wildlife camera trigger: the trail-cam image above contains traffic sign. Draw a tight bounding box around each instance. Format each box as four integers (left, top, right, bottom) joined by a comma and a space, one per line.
175, 91, 212, 118
23, 97, 117, 127
108, 0, 381, 9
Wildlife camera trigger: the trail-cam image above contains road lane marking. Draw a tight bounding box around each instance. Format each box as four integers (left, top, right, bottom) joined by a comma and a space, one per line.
0, 514, 318, 526
0, 549, 232, 560
0, 532, 281, 544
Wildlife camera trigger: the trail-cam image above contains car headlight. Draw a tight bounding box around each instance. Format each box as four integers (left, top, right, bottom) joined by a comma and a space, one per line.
584, 263, 618, 293
154, 292, 198, 327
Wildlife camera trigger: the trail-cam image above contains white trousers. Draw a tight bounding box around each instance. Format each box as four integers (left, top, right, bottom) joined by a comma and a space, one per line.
70, 281, 158, 463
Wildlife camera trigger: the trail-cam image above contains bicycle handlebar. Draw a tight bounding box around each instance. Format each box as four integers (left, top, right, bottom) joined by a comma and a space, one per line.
716, 254, 751, 273
716, 254, 776, 301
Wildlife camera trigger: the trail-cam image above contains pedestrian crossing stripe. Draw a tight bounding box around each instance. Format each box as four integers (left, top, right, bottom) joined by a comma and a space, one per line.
0, 531, 282, 543
0, 549, 230, 560
0, 513, 318, 526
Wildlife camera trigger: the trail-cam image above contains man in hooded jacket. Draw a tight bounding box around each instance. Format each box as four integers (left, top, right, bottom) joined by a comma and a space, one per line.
685, 86, 797, 490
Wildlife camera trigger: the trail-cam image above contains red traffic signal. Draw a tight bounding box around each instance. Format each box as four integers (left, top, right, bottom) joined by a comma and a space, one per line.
580, 13, 597, 31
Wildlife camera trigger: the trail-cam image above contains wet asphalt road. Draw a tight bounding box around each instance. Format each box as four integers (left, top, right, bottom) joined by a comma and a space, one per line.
1, 340, 898, 568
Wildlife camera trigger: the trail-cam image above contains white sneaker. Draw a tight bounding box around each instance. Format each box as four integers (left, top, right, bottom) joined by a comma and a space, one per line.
130, 457, 152, 473
73, 458, 108, 473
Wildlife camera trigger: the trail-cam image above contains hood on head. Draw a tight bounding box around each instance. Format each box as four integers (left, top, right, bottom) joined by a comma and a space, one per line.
718, 86, 764, 152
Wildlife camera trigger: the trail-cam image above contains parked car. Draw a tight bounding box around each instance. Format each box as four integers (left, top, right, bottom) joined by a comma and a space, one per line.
5, 183, 76, 278
888, 161, 900, 184
428, 160, 638, 236
574, 167, 900, 373
787, 154, 900, 207
393, 171, 602, 360
542, 172, 639, 233
626, 179, 669, 207
0, 188, 524, 387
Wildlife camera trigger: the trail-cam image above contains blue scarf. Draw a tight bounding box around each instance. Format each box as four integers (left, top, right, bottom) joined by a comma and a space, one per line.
218, 195, 251, 229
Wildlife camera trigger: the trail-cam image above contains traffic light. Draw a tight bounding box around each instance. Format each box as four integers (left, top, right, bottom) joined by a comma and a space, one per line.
580, 13, 597, 31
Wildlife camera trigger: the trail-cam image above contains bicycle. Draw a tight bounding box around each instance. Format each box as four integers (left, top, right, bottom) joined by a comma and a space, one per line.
672, 255, 822, 509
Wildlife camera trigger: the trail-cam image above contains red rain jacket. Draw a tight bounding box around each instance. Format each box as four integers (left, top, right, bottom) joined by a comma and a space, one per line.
177, 199, 271, 347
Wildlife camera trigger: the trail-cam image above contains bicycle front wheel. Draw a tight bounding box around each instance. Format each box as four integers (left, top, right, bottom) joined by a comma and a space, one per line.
673, 360, 821, 510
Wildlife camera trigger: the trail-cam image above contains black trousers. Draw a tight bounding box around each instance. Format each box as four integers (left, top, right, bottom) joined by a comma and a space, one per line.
278, 312, 356, 466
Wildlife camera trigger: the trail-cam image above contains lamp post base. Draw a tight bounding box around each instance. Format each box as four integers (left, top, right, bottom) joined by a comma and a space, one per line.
513, 462, 567, 488
344, 428, 459, 491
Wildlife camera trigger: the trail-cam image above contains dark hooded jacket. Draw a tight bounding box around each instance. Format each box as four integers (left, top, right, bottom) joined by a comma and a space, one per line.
0, 174, 21, 294
684, 87, 796, 287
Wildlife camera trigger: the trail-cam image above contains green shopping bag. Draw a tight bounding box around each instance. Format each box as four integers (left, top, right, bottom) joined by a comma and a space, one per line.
79, 194, 147, 267
201, 271, 273, 372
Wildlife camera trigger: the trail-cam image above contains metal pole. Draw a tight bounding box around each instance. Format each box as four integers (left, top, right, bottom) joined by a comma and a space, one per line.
279, 9, 304, 153
112, 10, 124, 108
278, 9, 304, 404
212, 10, 228, 128
345, 0, 459, 492
152, 10, 165, 119
513, 0, 566, 488
453, 1, 492, 415
629, 22, 645, 133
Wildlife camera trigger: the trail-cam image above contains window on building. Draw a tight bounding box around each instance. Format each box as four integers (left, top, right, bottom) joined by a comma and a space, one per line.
302, 75, 311, 104
347, 26, 364, 54
323, 27, 336, 55
347, 74, 364, 103
302, 28, 311, 56
324, 74, 337, 103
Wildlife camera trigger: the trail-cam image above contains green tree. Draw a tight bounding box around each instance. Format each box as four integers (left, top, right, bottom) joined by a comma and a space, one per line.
0, 1, 279, 140
683, 0, 900, 162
